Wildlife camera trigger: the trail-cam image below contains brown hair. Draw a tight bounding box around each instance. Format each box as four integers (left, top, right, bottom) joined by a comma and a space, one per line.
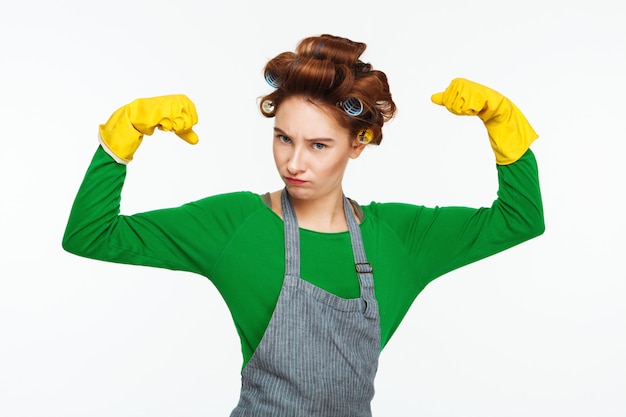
259, 34, 396, 145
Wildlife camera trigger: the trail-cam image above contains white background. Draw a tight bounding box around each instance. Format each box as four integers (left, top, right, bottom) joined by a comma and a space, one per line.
1, 1, 625, 416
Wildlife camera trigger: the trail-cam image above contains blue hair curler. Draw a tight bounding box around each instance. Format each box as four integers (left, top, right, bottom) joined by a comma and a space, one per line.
341, 97, 364, 116
265, 69, 281, 89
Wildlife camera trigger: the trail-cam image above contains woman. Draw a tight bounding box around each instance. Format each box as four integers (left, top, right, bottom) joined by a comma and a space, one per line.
63, 34, 544, 416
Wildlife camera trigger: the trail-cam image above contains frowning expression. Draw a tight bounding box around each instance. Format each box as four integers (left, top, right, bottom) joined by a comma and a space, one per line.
273, 96, 365, 202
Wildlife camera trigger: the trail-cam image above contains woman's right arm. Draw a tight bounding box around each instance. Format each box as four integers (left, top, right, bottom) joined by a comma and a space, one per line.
62, 95, 248, 276
63, 145, 265, 276
61, 146, 201, 274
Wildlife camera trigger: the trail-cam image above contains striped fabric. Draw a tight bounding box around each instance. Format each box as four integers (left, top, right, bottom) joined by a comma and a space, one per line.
229, 190, 380, 417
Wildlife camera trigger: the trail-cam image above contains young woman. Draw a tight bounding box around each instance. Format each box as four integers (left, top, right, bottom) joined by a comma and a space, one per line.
63, 34, 544, 416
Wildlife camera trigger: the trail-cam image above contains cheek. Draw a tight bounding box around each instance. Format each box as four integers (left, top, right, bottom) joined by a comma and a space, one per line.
272, 142, 283, 165
319, 153, 349, 177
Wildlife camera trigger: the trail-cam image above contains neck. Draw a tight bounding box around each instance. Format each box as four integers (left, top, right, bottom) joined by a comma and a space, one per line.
293, 192, 347, 232
272, 189, 349, 233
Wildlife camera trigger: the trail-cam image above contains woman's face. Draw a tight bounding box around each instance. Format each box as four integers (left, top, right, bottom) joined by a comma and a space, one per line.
273, 95, 365, 202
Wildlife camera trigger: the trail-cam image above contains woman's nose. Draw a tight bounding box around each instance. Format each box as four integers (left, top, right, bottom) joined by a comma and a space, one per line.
287, 146, 306, 174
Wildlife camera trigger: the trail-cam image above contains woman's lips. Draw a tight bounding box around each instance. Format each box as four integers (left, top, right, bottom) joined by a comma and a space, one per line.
286, 177, 307, 185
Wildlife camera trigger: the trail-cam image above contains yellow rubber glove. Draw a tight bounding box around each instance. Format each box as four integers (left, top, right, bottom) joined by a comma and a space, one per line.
431, 78, 538, 165
98, 94, 199, 164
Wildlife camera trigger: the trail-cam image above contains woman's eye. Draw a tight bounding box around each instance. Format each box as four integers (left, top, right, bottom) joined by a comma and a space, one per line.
278, 135, 291, 144
312, 142, 326, 150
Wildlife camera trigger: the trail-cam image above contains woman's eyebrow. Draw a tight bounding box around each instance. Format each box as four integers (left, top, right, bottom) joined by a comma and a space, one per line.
273, 127, 335, 142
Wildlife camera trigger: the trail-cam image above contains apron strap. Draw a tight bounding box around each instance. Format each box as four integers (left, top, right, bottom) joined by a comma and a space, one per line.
344, 196, 378, 318
281, 189, 377, 317
281, 189, 300, 277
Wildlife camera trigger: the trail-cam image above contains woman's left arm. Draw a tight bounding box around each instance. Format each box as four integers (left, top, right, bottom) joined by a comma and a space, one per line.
381, 79, 545, 283
430, 78, 545, 276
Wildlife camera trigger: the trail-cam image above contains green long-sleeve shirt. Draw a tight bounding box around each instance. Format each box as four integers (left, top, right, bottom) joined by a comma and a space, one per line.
63, 146, 544, 367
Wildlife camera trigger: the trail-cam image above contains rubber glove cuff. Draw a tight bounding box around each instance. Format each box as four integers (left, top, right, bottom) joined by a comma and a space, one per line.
99, 104, 143, 164
479, 94, 538, 165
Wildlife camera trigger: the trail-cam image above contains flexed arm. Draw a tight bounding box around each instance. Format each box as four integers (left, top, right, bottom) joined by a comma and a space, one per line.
377, 79, 544, 288
63, 95, 206, 272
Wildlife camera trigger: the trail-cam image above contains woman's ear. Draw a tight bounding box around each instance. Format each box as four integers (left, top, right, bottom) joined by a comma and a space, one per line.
350, 127, 373, 159
350, 140, 367, 159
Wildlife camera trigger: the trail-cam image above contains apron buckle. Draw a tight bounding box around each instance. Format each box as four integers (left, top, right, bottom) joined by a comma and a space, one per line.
355, 262, 373, 274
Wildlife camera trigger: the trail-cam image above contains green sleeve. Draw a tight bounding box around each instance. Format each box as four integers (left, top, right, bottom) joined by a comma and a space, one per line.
62, 146, 264, 277
368, 149, 545, 287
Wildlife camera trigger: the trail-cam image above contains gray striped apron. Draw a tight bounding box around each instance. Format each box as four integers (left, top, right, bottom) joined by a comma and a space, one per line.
229, 189, 380, 417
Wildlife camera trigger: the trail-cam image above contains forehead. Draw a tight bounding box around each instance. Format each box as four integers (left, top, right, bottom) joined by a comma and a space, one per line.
274, 96, 349, 138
